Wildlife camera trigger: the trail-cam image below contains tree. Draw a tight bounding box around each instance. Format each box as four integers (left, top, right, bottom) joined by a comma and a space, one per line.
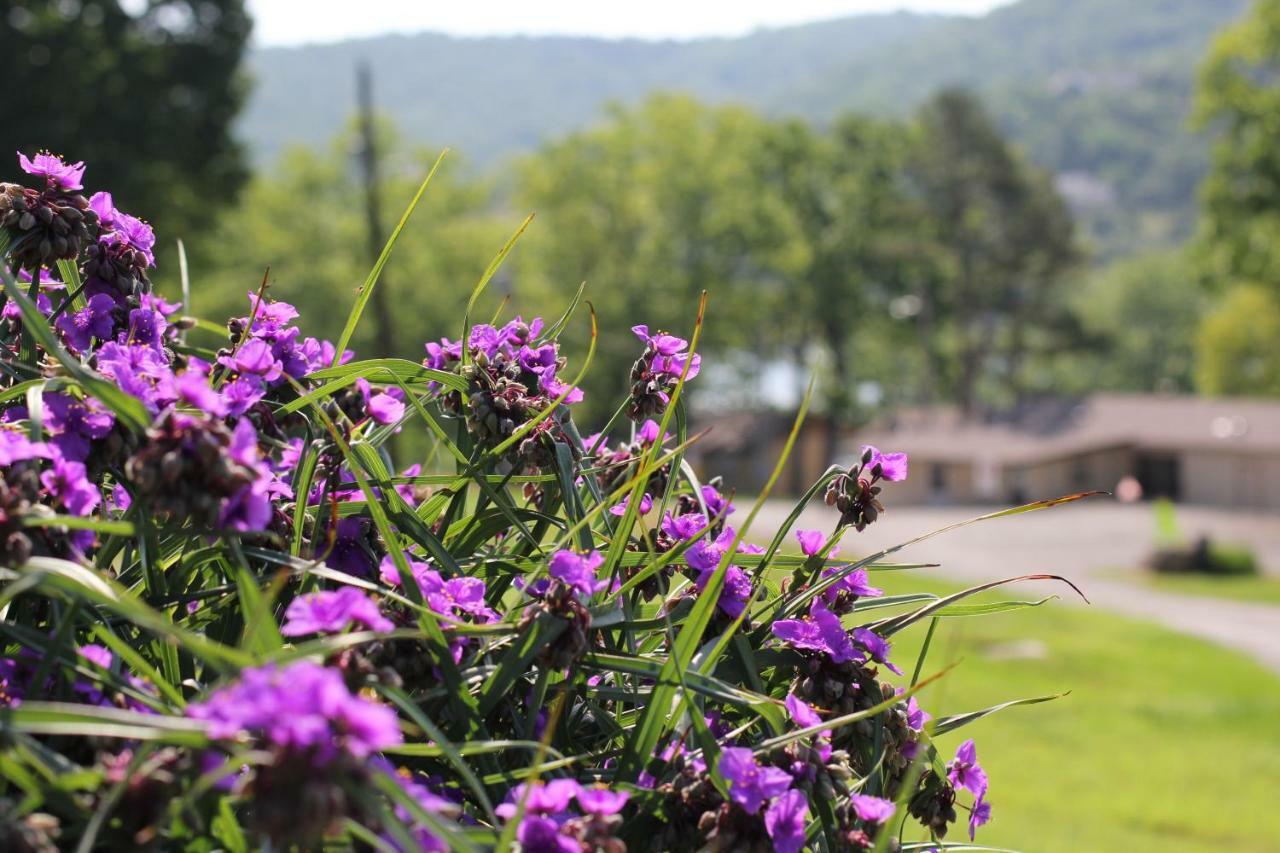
2, 1, 252, 242
1195, 284, 1280, 397
191, 125, 510, 363
906, 88, 1080, 415
755, 115, 925, 437
515, 95, 805, 415
1069, 251, 1204, 393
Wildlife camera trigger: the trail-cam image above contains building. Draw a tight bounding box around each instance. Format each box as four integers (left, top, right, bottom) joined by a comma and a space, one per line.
848, 394, 1280, 510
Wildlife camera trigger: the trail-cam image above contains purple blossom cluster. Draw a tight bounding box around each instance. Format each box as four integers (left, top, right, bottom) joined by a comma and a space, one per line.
0, 150, 1013, 852
187, 660, 401, 762
496, 778, 629, 852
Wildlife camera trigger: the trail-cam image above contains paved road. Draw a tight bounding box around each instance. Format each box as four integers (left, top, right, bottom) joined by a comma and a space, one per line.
750, 498, 1280, 674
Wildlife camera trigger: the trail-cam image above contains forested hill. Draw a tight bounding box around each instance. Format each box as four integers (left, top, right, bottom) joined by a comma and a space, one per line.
242, 0, 1250, 255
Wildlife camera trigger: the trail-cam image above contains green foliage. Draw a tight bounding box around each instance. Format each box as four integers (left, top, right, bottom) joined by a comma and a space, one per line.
0, 149, 1097, 849
1194, 284, 1280, 396
1, 1, 251, 240
1195, 0, 1280, 291
1070, 250, 1204, 392
239, 0, 1249, 259
191, 127, 510, 361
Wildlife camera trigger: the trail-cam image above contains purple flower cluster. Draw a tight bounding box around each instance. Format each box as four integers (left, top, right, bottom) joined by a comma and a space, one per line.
281, 587, 394, 636
379, 554, 498, 662
948, 738, 993, 839
826, 444, 910, 531
627, 324, 701, 420
496, 779, 629, 852
187, 661, 402, 763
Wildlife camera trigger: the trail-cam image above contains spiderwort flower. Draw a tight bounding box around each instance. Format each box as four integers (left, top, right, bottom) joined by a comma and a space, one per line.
609, 493, 652, 516
853, 626, 903, 675
795, 529, 830, 557
576, 787, 629, 816
717, 747, 793, 814
54, 293, 116, 354
784, 692, 823, 729
548, 549, 606, 599
17, 151, 86, 191
40, 457, 100, 516
862, 445, 909, 482
969, 795, 992, 840
821, 566, 882, 604
948, 738, 989, 798
186, 661, 402, 762
0, 430, 50, 465
850, 793, 896, 824
764, 788, 809, 853
771, 599, 858, 663
281, 587, 394, 636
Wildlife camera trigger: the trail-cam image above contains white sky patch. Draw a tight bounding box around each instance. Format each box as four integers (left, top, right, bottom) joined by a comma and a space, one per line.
249, 0, 1011, 47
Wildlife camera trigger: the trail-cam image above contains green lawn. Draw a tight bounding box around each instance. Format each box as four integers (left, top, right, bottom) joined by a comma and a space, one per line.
1111, 569, 1280, 607
861, 571, 1280, 852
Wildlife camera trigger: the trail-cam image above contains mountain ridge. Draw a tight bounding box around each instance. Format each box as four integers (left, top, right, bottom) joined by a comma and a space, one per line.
239, 0, 1252, 255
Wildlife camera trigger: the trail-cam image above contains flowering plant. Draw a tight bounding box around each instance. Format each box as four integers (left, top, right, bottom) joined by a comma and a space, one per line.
0, 152, 1089, 851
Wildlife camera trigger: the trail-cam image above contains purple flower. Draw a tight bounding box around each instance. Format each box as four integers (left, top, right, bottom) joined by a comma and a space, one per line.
771, 599, 858, 663
693, 562, 752, 618
701, 484, 734, 519
686, 526, 736, 572
850, 793, 896, 824
281, 587, 394, 636
55, 293, 116, 353
40, 457, 100, 516
576, 787, 629, 816
862, 445, 909, 482
636, 419, 666, 444
186, 661, 402, 762
904, 694, 930, 732
661, 512, 707, 542
515, 816, 576, 853
367, 391, 405, 426
764, 789, 809, 853
608, 493, 652, 516
43, 393, 114, 461
379, 556, 496, 623
717, 746, 793, 814
853, 627, 903, 675
969, 795, 992, 840
0, 431, 51, 466
220, 338, 282, 381
125, 306, 167, 347
795, 529, 827, 557
496, 778, 581, 819
947, 739, 989, 798
784, 693, 823, 729
220, 375, 266, 417
548, 549, 606, 599
17, 151, 85, 190
174, 371, 230, 417
821, 567, 882, 604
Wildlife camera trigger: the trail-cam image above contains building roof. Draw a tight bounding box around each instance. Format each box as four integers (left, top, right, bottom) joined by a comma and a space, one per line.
850, 393, 1280, 467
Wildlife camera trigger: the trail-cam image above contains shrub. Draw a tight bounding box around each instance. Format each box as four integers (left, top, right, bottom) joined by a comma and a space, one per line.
0, 152, 1087, 851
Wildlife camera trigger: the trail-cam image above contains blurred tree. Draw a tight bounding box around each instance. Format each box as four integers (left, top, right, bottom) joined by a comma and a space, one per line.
189, 125, 510, 364
1194, 0, 1280, 291
1070, 251, 1204, 392
755, 114, 924, 433
515, 95, 806, 416
1195, 284, 1280, 397
2, 0, 252, 241
906, 88, 1080, 415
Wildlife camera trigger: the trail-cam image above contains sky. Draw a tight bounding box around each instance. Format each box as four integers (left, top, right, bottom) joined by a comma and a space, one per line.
249, 0, 1011, 47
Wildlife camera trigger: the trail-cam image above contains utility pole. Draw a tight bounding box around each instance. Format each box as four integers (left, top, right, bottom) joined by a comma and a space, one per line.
356, 62, 396, 357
